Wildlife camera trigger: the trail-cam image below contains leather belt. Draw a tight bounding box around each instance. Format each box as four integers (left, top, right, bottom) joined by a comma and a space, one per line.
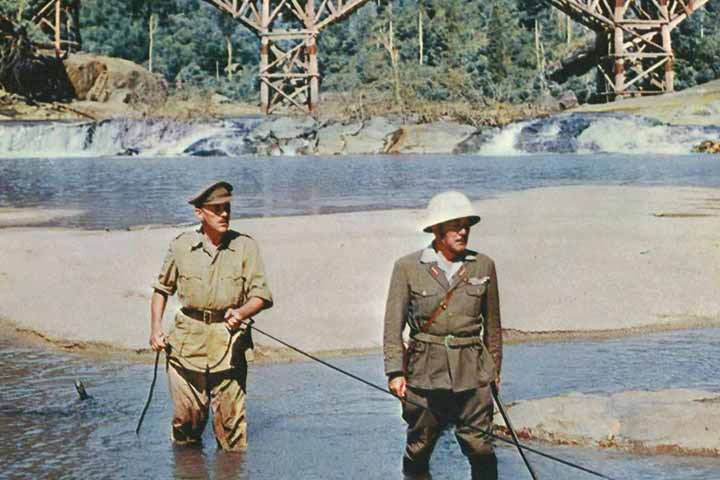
181, 307, 226, 324
412, 331, 484, 348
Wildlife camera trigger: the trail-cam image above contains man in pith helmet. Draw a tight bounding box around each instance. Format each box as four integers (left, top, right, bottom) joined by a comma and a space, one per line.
149, 180, 273, 450
383, 191, 502, 479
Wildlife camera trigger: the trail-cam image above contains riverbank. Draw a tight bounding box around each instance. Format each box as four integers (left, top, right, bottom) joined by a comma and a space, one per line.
2, 185, 719, 363
501, 388, 720, 456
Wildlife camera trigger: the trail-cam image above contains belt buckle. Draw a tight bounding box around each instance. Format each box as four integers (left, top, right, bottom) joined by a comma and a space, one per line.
443, 334, 454, 348
202, 310, 212, 324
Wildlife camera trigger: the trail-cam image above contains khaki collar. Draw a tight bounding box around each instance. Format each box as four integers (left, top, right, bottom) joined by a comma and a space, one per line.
419, 244, 477, 264
189, 228, 236, 252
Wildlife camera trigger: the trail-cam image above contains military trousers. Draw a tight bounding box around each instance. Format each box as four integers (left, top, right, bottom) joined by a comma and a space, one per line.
402, 384, 495, 474
167, 362, 248, 451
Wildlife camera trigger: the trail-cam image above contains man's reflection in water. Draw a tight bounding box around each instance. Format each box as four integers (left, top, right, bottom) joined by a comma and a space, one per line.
172, 442, 247, 479
215, 451, 247, 479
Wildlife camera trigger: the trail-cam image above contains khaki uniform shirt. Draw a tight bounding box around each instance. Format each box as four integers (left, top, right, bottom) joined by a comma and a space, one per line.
153, 229, 273, 373
383, 247, 502, 392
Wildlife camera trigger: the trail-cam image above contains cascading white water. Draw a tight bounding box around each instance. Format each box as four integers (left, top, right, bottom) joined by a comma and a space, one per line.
576, 117, 715, 155
0, 119, 234, 158
0, 113, 717, 158
474, 113, 720, 156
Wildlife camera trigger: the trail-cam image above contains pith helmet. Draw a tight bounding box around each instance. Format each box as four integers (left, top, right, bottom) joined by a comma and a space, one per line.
422, 191, 480, 233
188, 181, 233, 207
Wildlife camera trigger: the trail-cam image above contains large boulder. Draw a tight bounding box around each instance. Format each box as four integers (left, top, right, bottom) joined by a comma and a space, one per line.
692, 140, 720, 153
247, 116, 317, 155
386, 120, 476, 154
63, 53, 167, 108
343, 117, 399, 154
315, 122, 363, 155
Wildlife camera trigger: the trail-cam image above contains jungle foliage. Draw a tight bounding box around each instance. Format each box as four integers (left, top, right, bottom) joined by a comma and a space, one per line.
3, 0, 720, 104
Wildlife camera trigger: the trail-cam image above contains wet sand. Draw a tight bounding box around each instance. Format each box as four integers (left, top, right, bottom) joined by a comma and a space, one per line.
1, 185, 719, 361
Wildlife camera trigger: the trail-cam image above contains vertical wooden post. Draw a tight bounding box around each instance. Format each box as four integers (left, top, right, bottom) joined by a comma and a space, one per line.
612, 0, 625, 98
54, 0, 62, 57
659, 0, 674, 92
306, 0, 319, 114
418, 3, 424, 65
260, 0, 270, 115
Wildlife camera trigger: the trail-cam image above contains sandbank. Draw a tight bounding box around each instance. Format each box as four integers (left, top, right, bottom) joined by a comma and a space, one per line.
499, 389, 720, 456
1, 185, 719, 360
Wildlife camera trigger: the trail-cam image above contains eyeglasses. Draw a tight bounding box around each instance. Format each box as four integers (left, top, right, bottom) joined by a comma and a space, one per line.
201, 203, 231, 215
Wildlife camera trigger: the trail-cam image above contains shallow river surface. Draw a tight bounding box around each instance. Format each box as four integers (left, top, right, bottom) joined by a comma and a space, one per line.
1, 153, 720, 228
2, 328, 719, 479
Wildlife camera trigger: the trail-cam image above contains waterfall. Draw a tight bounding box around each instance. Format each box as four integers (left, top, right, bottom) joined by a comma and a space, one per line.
475, 113, 720, 156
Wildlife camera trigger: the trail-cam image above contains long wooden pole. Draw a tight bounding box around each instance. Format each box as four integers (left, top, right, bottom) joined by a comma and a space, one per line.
54, 0, 61, 57
659, 0, 674, 92
612, 0, 625, 98
260, 0, 270, 114
306, 0, 319, 113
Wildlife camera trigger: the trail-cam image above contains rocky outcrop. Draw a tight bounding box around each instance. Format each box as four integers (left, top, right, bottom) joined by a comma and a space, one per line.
247, 116, 318, 155
386, 121, 476, 154
500, 389, 720, 455
315, 122, 363, 155
344, 117, 399, 154
692, 140, 720, 153
63, 53, 167, 109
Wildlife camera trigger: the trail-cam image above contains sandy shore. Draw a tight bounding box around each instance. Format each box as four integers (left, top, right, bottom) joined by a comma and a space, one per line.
1, 185, 719, 359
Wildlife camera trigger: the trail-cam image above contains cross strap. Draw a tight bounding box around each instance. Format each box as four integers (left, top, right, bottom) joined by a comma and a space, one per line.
419, 265, 468, 332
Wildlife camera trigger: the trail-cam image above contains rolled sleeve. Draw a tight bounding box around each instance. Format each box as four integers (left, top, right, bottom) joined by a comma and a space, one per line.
383, 260, 409, 377
243, 239, 273, 307
152, 245, 178, 296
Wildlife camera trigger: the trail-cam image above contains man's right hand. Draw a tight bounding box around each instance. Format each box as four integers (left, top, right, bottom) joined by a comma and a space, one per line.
149, 330, 167, 352
388, 375, 407, 399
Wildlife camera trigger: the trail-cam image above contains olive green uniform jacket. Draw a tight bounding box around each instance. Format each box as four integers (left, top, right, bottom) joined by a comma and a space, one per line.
153, 229, 273, 373
383, 247, 502, 392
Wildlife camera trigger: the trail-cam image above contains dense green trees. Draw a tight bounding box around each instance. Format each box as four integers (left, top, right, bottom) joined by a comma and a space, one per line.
2, 0, 719, 105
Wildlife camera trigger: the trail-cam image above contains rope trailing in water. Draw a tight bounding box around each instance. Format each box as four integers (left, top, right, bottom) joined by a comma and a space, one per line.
250, 324, 618, 480
491, 383, 539, 480
135, 349, 161, 436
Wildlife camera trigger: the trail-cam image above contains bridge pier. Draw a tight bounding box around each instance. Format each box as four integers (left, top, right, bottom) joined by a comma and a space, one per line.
207, 0, 370, 114
546, 0, 708, 100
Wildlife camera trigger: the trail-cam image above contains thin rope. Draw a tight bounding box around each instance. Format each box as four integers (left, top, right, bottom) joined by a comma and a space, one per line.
250, 324, 618, 480
135, 350, 160, 436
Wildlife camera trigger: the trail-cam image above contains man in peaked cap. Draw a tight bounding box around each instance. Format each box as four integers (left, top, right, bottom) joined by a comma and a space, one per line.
149, 180, 273, 450
383, 191, 502, 479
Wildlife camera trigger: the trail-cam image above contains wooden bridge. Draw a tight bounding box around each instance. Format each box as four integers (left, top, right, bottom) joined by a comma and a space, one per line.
30, 0, 712, 113
547, 0, 709, 98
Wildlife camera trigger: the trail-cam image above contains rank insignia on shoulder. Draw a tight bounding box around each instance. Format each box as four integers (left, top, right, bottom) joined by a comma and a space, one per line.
468, 276, 490, 286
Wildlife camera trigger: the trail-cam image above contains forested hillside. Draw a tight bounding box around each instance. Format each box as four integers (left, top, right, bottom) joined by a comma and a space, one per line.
6, 0, 720, 107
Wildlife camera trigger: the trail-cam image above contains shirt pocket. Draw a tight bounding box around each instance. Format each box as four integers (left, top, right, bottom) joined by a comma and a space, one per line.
409, 286, 443, 321
460, 283, 486, 317
216, 273, 245, 308
177, 266, 205, 306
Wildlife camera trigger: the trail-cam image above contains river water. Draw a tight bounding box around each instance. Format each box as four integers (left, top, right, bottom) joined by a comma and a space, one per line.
2, 151, 720, 478
2, 328, 720, 479
1, 153, 720, 229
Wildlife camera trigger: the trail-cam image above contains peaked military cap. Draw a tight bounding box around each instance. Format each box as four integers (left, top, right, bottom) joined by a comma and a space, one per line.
188, 181, 233, 207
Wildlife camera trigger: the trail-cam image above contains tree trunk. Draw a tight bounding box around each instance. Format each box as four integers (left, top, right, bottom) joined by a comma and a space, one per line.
226, 36, 233, 79
148, 14, 158, 73
418, 3, 424, 65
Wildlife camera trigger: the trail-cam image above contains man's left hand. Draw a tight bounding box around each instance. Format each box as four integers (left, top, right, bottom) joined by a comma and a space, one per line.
224, 308, 248, 332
